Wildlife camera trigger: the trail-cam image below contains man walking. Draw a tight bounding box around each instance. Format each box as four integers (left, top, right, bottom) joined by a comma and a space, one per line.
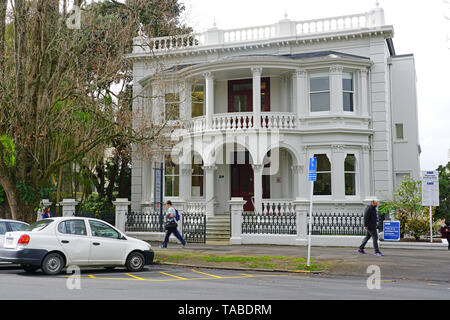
160, 201, 186, 249
358, 200, 383, 256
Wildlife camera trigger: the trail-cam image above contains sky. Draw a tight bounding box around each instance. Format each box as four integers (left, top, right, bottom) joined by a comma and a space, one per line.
180, 0, 450, 171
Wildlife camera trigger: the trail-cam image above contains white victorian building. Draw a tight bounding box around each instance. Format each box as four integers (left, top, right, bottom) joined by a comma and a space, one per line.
128, 5, 420, 242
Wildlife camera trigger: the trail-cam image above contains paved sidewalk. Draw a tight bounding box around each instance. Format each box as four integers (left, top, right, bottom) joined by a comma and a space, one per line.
152, 241, 450, 282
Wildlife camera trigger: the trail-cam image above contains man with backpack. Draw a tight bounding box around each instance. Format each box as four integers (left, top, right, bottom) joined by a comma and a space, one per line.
160, 200, 186, 249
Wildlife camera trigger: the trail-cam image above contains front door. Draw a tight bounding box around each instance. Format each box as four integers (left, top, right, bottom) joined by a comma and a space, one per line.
230, 151, 254, 211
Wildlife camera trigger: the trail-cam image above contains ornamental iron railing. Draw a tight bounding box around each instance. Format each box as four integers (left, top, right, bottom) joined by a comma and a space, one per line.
182, 212, 206, 243
242, 211, 296, 235
308, 211, 365, 236
125, 211, 164, 233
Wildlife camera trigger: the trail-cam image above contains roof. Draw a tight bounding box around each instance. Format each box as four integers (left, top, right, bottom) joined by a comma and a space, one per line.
162, 50, 370, 73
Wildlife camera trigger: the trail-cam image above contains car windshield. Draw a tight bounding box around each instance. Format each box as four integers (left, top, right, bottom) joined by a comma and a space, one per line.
24, 219, 54, 231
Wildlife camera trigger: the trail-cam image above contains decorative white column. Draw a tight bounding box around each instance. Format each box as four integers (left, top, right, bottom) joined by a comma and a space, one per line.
299, 146, 310, 201
113, 198, 130, 232
294, 69, 307, 119
203, 165, 217, 217
60, 199, 78, 217
330, 65, 344, 114
152, 81, 164, 125
294, 199, 309, 246
179, 163, 191, 202
204, 72, 215, 130
252, 67, 262, 128
229, 197, 246, 245
291, 165, 304, 199
331, 145, 346, 200
360, 68, 369, 117
141, 159, 152, 206
181, 80, 192, 121
362, 145, 373, 201
252, 164, 263, 213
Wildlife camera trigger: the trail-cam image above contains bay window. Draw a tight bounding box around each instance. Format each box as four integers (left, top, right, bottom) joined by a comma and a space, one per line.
309, 72, 330, 112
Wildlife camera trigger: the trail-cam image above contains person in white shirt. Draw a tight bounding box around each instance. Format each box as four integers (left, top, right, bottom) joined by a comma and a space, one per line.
160, 201, 186, 248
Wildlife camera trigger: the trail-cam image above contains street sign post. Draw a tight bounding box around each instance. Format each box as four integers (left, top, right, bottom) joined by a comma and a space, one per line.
154, 162, 164, 231
421, 171, 440, 243
383, 221, 401, 242
307, 157, 317, 267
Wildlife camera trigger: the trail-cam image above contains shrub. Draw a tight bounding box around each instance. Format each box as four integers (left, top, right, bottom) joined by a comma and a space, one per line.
406, 216, 429, 240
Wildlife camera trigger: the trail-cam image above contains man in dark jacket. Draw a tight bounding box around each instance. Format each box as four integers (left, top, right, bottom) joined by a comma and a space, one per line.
358, 200, 383, 256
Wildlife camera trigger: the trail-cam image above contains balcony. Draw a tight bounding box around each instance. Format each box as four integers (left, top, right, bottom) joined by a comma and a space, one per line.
132, 7, 388, 56
187, 112, 297, 133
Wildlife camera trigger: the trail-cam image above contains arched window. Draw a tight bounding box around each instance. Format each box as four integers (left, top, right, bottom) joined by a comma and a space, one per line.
345, 154, 357, 196
313, 154, 331, 196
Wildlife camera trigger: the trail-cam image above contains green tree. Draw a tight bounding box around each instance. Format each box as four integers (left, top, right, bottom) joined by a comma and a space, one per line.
435, 162, 450, 222
0, 0, 190, 222
383, 176, 429, 239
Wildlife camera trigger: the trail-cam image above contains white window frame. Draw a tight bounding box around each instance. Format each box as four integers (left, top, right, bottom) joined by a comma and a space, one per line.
342, 71, 355, 113
308, 71, 331, 114
310, 151, 333, 198
164, 155, 180, 198
344, 153, 359, 198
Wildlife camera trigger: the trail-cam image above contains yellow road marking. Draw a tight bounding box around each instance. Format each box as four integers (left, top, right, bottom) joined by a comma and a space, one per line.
427, 283, 439, 286
61, 272, 299, 283
160, 272, 188, 280
125, 273, 146, 280
191, 269, 222, 278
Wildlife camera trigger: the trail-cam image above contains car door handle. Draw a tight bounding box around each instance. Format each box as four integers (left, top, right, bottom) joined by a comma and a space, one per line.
61, 240, 70, 244
93, 242, 101, 246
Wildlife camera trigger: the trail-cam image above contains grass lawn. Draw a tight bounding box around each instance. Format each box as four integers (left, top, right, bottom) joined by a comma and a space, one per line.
154, 251, 329, 272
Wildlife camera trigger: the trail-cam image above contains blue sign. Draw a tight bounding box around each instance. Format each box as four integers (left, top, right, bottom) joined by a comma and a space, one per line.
383, 221, 400, 241
308, 157, 317, 182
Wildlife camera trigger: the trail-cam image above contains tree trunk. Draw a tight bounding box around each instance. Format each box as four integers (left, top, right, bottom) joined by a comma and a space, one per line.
0, 0, 7, 68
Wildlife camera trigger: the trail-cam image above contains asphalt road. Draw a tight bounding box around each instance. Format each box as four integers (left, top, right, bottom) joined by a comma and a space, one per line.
0, 264, 448, 300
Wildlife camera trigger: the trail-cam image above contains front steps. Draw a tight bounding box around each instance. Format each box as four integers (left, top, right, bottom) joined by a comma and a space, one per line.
206, 214, 231, 244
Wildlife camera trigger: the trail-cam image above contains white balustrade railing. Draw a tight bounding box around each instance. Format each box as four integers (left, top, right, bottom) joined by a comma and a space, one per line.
185, 201, 206, 215
135, 11, 381, 53
261, 200, 295, 215
211, 113, 254, 130
261, 112, 296, 129
187, 116, 206, 132
295, 13, 367, 35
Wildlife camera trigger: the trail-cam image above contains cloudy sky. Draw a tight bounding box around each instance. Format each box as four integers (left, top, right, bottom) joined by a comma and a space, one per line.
181, 0, 450, 171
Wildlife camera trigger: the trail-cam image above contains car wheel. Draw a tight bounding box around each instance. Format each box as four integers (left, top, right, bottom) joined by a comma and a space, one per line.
126, 252, 145, 272
41, 253, 65, 275
21, 264, 40, 273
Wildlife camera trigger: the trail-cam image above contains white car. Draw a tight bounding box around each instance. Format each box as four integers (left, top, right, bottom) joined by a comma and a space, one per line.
0, 219, 29, 250
0, 217, 154, 275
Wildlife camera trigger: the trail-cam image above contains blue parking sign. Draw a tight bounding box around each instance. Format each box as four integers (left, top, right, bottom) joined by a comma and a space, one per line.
308, 157, 317, 182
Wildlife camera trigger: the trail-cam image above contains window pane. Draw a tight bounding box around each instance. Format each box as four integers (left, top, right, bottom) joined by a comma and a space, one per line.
343, 72, 353, 91
343, 92, 354, 112
58, 220, 87, 236
165, 103, 180, 120
191, 176, 204, 197
315, 154, 331, 171
233, 83, 252, 91
344, 154, 356, 171
192, 103, 203, 118
345, 173, 356, 196
9, 222, 27, 232
396, 124, 404, 139
89, 220, 120, 239
310, 93, 330, 112
0, 222, 7, 235
314, 173, 331, 195
165, 93, 179, 103
233, 95, 247, 112
310, 73, 329, 91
